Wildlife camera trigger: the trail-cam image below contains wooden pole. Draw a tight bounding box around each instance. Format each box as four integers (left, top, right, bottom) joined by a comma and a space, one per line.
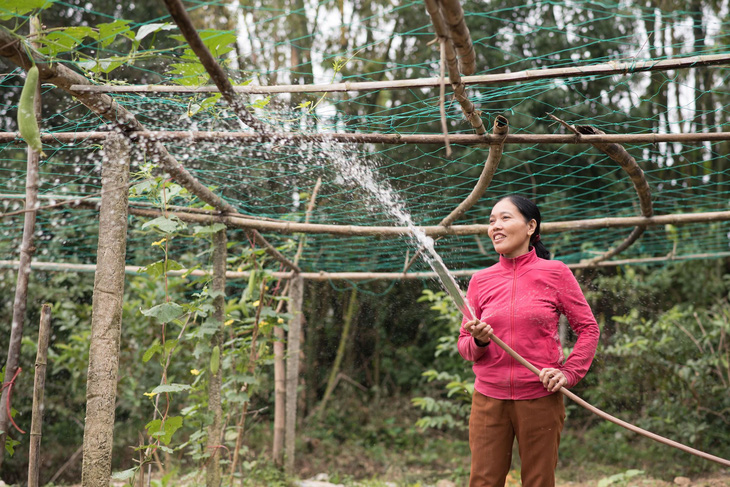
65, 52, 730, 94
2, 251, 730, 280
274, 179, 321, 465
123, 206, 730, 238
81, 132, 130, 487
27, 303, 51, 487
0, 18, 42, 465
5, 129, 730, 146
206, 229, 227, 487
284, 275, 304, 472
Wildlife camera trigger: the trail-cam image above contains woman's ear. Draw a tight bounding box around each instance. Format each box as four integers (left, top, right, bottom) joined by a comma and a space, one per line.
528, 219, 537, 235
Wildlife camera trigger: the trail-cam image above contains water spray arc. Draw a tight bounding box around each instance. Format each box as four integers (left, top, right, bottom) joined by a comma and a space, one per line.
424, 249, 730, 468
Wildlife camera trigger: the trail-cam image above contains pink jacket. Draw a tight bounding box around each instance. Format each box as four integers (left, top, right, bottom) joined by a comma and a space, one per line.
458, 248, 600, 400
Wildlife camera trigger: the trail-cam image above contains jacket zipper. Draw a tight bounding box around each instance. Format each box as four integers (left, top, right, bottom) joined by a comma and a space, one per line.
509, 263, 517, 400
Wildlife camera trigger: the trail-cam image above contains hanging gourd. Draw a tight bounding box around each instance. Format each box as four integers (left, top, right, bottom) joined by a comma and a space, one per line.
17, 64, 45, 157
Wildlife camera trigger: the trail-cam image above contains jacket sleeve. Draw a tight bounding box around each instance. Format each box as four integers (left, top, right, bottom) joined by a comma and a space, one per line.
556, 264, 600, 387
457, 275, 490, 362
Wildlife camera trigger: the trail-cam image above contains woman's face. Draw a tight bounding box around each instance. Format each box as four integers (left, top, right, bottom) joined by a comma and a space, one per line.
488, 199, 537, 258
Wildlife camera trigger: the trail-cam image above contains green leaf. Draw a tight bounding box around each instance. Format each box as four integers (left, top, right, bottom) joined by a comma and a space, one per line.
4, 436, 21, 456
249, 96, 271, 110
151, 383, 191, 394
98, 19, 132, 47
168, 62, 209, 86
130, 179, 155, 196
194, 223, 227, 235
141, 303, 184, 323
37, 29, 89, 56
111, 467, 138, 481
142, 216, 183, 233
0, 0, 52, 20
210, 345, 220, 374
142, 342, 162, 363
138, 260, 184, 279
170, 30, 236, 58
93, 57, 129, 75
145, 416, 183, 445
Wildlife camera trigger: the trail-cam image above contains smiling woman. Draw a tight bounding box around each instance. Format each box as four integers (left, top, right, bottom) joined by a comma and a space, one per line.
459, 195, 600, 487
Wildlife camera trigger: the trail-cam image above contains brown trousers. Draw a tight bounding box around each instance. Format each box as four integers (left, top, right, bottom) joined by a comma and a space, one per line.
469, 391, 565, 487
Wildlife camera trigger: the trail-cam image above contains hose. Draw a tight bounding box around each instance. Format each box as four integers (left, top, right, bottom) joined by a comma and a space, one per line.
488, 333, 730, 467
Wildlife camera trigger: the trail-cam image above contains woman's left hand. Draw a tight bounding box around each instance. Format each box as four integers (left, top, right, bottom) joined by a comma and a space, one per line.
539, 368, 567, 392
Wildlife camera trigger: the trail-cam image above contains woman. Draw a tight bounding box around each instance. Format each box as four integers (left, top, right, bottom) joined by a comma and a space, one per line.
459, 195, 600, 487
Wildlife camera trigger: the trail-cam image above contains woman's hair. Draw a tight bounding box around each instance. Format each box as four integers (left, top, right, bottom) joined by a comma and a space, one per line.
498, 194, 551, 259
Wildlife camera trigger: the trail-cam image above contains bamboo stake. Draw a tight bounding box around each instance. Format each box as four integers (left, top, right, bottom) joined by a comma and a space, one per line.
272, 281, 290, 466
121, 206, 730, 238
440, 115, 508, 227
27, 303, 51, 487
0, 18, 42, 464
284, 275, 304, 472
438, 39, 453, 157
66, 53, 730, 94
2, 251, 730, 280
4, 197, 730, 243
5, 130, 730, 145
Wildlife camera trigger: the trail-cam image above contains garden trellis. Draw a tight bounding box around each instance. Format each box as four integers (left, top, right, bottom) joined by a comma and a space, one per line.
2, 0, 730, 280
2, 0, 730, 481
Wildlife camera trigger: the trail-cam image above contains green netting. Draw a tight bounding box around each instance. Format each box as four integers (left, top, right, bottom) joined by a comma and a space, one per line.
1, 0, 730, 279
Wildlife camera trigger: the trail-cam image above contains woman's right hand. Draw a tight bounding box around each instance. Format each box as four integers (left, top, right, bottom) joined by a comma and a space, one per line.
463, 319, 493, 346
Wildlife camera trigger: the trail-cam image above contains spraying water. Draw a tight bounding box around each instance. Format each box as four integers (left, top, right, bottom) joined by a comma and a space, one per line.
327, 144, 476, 321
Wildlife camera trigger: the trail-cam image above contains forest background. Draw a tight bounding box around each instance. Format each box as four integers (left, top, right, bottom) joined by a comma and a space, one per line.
1, 0, 730, 485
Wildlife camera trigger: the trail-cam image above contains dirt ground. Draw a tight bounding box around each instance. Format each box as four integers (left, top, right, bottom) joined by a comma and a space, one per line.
555, 471, 730, 487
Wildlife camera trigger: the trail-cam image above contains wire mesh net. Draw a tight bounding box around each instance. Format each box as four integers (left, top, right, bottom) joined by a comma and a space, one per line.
1, 0, 730, 279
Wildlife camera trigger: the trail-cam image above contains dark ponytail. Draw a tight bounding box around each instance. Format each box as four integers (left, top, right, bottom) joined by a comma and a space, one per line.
499, 195, 551, 260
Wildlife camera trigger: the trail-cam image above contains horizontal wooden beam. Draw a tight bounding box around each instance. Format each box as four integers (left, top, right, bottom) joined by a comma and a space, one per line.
2, 195, 730, 237
66, 53, 730, 94
124, 207, 730, 237
2, 251, 729, 281
2, 130, 730, 146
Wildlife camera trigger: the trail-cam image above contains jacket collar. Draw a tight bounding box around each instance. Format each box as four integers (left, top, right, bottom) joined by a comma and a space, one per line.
498, 247, 538, 271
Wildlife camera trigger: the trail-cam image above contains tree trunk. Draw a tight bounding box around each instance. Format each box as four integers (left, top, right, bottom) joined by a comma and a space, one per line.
81, 132, 130, 487
28, 304, 52, 487
285, 275, 304, 472
206, 229, 227, 487
0, 19, 42, 467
